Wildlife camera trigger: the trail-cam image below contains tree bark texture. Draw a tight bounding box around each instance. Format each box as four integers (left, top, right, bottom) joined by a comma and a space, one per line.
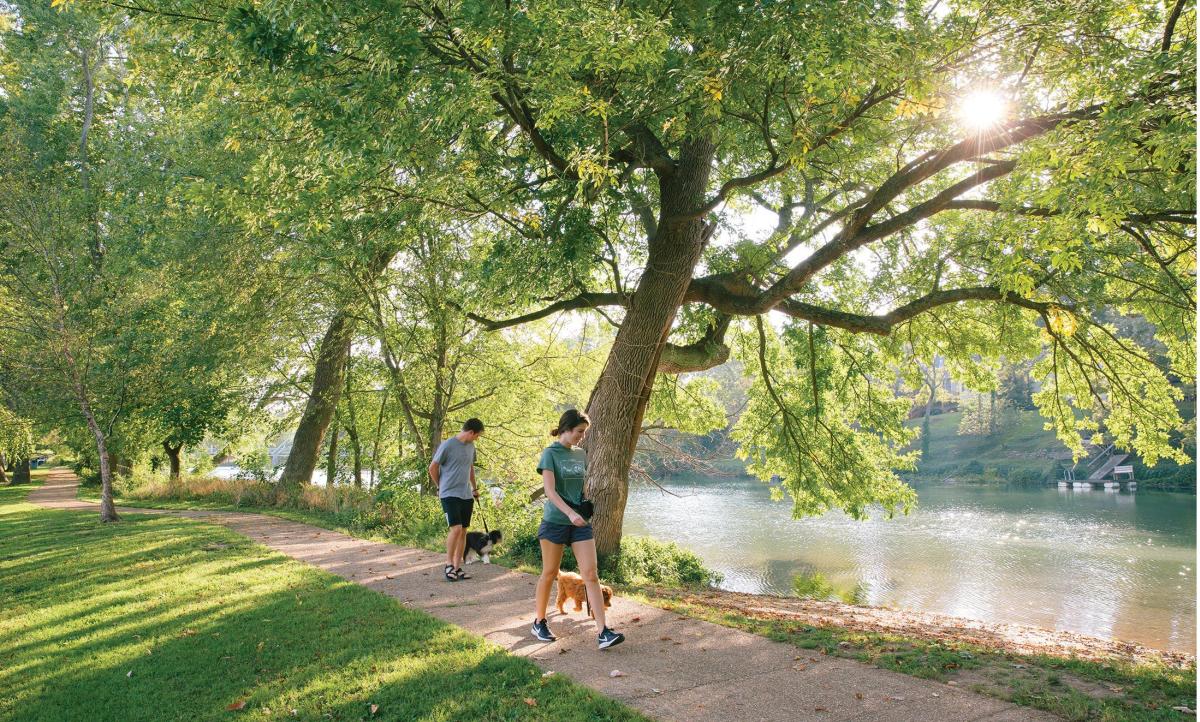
279, 313, 354, 491
86, 412, 118, 522
584, 139, 716, 557
13, 460, 29, 484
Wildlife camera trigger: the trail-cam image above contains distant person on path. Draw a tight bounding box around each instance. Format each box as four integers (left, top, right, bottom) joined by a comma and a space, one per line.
431, 418, 484, 582
530, 409, 625, 650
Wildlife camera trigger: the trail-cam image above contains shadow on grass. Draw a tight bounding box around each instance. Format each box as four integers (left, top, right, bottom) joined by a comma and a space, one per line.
0, 499, 645, 722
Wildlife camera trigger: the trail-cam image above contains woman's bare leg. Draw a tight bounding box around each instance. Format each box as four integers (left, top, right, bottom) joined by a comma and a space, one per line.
571, 538, 607, 633
535, 539, 565, 620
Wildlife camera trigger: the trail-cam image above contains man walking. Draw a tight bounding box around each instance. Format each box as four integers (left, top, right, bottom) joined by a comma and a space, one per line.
430, 418, 484, 581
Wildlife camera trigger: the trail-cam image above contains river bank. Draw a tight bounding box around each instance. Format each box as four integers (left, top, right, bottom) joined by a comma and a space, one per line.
637, 585, 1194, 669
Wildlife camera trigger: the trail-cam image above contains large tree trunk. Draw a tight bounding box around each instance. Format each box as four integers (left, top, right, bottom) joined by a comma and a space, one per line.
584, 139, 716, 557
162, 440, 182, 482
278, 313, 354, 492
0, 453, 7, 485
13, 459, 29, 484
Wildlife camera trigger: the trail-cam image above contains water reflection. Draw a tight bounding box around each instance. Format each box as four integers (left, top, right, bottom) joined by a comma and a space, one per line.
624, 475, 1196, 654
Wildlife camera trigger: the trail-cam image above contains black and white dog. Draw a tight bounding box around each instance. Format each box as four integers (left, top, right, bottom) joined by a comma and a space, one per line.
464, 529, 502, 564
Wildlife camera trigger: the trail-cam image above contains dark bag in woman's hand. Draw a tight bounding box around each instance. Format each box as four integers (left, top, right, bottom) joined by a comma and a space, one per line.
566, 498, 594, 521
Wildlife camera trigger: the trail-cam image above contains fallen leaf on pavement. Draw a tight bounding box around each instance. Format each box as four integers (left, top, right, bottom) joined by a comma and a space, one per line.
610, 670, 626, 678
541, 671, 555, 678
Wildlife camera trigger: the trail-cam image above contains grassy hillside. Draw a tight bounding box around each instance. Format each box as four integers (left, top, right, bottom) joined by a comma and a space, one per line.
909, 410, 1066, 483
908, 408, 1196, 490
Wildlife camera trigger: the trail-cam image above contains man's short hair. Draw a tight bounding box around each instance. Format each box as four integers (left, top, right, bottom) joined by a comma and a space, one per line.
463, 418, 484, 433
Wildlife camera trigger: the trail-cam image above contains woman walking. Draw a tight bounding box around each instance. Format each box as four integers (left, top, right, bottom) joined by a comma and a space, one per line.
530, 409, 625, 649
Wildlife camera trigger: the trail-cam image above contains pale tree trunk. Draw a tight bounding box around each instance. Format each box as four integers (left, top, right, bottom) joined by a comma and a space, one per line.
346, 420, 363, 488
0, 453, 7, 485
922, 369, 937, 456
584, 139, 716, 557
162, 440, 182, 481
279, 313, 353, 492
86, 411, 117, 521
344, 358, 363, 488
326, 410, 340, 486
370, 387, 389, 488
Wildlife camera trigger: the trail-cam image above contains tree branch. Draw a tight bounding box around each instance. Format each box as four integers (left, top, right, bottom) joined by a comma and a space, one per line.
1163, 0, 1186, 53
462, 292, 625, 331
658, 314, 732, 373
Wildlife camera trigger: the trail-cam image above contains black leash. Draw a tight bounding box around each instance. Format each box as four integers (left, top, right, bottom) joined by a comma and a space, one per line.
476, 492, 490, 534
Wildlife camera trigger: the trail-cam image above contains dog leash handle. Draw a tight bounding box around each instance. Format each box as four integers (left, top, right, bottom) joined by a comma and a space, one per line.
477, 492, 490, 534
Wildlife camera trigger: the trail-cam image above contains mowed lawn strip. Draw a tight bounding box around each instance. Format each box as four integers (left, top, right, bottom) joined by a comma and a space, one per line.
0, 481, 648, 722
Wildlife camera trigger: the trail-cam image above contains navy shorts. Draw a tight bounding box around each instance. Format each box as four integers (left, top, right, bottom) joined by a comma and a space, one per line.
537, 520, 594, 545
441, 497, 474, 528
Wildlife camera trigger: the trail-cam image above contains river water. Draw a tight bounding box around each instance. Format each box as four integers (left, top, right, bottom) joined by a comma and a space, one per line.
623, 475, 1196, 654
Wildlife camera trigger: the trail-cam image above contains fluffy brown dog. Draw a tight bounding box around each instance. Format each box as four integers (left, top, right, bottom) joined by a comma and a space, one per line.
556, 571, 613, 617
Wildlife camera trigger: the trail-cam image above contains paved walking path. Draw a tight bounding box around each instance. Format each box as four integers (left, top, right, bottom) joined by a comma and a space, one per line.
28, 470, 1055, 722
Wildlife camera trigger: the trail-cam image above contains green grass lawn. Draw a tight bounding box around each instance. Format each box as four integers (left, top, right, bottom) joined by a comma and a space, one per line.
0, 481, 647, 722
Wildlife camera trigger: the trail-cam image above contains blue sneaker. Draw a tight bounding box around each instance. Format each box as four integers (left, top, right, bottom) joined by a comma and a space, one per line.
598, 626, 625, 650
531, 618, 556, 642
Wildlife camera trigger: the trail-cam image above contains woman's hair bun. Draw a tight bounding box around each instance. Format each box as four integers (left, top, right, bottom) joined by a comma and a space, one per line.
551, 408, 590, 436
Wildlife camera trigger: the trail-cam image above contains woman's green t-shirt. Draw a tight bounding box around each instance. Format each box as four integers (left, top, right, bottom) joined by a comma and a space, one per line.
537, 441, 587, 525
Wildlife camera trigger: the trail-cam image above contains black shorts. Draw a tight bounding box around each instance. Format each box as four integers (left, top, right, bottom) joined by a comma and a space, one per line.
441, 497, 474, 528
537, 520, 594, 545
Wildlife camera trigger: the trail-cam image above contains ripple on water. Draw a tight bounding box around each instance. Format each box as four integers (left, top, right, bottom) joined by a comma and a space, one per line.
623, 479, 1196, 654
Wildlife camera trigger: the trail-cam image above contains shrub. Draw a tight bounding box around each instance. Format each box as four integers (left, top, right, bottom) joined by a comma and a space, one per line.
1008, 468, 1045, 485
601, 535, 722, 587
370, 478, 444, 546
792, 570, 868, 604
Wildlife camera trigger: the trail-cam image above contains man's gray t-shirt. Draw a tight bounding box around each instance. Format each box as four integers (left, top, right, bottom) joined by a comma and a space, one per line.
434, 437, 476, 499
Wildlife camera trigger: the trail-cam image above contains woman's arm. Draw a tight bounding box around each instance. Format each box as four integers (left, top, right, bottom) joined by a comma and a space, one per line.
543, 469, 583, 525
